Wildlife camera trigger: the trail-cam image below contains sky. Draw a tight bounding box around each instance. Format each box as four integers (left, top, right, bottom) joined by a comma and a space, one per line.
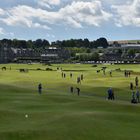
0, 0, 140, 42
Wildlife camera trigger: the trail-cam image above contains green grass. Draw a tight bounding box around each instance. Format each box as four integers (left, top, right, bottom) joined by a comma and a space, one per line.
0, 63, 140, 140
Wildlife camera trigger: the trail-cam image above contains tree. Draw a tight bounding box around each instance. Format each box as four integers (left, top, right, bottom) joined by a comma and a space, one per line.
95, 38, 108, 48
127, 49, 135, 56
83, 38, 90, 48
116, 49, 122, 54
86, 48, 91, 53
91, 52, 99, 61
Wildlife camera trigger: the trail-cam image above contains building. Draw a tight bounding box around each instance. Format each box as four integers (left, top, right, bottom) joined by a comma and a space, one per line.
121, 44, 140, 50
0, 46, 14, 63
100, 52, 122, 61
0, 46, 70, 63
41, 47, 70, 63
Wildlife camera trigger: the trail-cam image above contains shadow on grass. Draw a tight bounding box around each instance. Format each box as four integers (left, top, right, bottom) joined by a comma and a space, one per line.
0, 83, 35, 94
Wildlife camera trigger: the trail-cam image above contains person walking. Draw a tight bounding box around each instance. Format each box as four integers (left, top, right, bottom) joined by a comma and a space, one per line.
107, 88, 112, 100
62, 72, 64, 78
70, 86, 74, 93
76, 87, 80, 96
81, 74, 84, 80
131, 91, 137, 104
111, 89, 115, 100
128, 72, 131, 77
135, 77, 139, 88
109, 71, 112, 77
38, 83, 42, 94
136, 90, 140, 103
64, 73, 66, 78
70, 73, 73, 78
77, 77, 81, 84
130, 82, 134, 90
103, 69, 106, 75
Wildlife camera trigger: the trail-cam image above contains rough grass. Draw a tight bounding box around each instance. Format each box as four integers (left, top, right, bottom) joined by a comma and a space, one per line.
0, 63, 140, 140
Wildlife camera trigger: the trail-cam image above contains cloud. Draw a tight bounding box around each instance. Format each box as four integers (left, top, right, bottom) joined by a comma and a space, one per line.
46, 33, 55, 38
101, 0, 131, 5
0, 28, 5, 35
9, 32, 15, 37
0, 5, 51, 30
112, 0, 140, 27
37, 0, 60, 8
0, 8, 5, 16
0, 27, 14, 37
0, 1, 112, 29
58, 1, 112, 27
33, 23, 50, 29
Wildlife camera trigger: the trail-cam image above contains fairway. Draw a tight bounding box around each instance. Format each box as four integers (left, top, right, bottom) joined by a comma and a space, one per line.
0, 63, 140, 140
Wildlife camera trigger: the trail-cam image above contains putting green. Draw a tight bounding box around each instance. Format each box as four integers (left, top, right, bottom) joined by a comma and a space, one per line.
0, 63, 140, 140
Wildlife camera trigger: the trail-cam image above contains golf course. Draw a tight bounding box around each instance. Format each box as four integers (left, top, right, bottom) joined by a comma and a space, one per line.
0, 63, 140, 140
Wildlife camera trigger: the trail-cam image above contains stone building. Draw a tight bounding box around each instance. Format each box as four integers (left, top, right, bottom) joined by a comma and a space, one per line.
41, 47, 70, 63
0, 46, 14, 63
0, 46, 70, 63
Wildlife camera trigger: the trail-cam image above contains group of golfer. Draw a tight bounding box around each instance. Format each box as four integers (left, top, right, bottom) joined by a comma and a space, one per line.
130, 76, 139, 104
37, 68, 140, 104
38, 71, 81, 96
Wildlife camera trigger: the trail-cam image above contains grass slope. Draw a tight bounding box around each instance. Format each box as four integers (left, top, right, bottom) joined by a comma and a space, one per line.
0, 64, 140, 140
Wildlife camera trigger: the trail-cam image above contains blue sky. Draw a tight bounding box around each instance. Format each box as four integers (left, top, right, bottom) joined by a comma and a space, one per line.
0, 0, 140, 42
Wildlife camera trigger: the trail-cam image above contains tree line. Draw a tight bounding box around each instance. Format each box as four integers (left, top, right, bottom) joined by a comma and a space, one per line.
0, 39, 50, 49
0, 37, 108, 49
